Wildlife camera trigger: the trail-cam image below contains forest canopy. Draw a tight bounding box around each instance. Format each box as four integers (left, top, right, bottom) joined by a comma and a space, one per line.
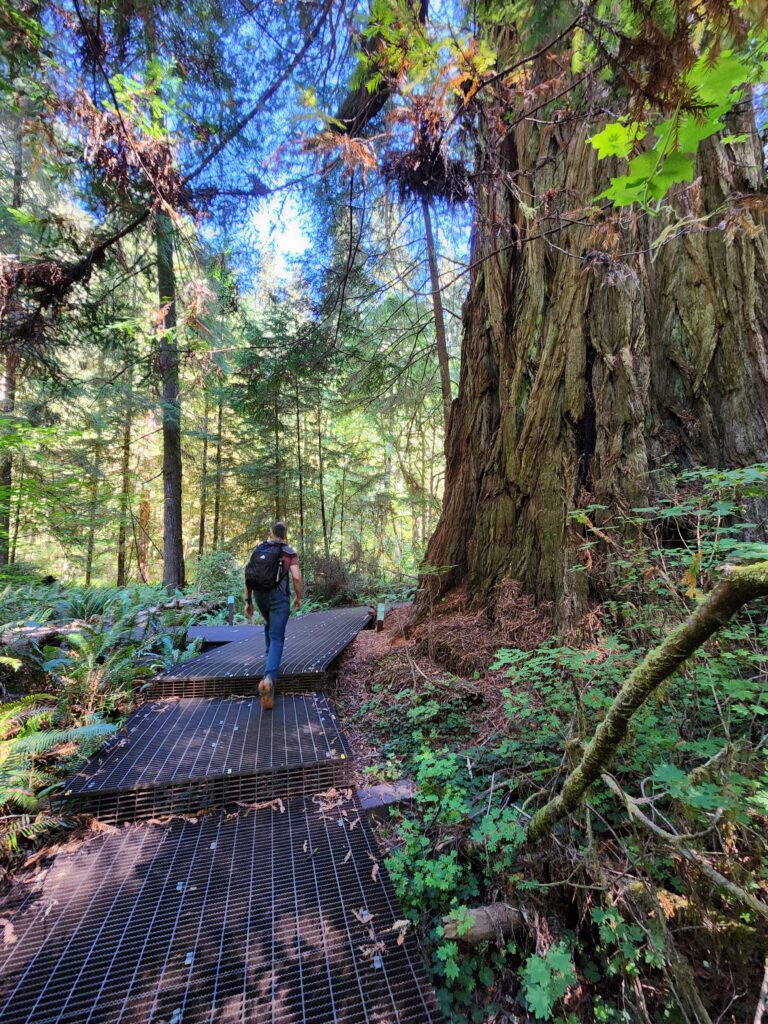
1, 0, 765, 593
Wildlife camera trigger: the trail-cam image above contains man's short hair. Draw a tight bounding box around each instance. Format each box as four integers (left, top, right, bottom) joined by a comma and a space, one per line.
271, 521, 287, 540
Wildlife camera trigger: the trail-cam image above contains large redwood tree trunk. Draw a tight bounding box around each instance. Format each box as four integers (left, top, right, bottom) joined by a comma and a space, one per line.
421, 95, 768, 629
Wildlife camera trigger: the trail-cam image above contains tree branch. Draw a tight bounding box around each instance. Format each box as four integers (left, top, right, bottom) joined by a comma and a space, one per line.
602, 772, 768, 922
184, 0, 332, 183
525, 562, 768, 843
754, 954, 768, 1024
332, 1, 429, 137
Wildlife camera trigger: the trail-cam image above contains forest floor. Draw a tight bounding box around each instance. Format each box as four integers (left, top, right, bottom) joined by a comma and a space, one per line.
336, 588, 555, 785
3, 582, 767, 1022
331, 593, 768, 1024
337, 603, 510, 782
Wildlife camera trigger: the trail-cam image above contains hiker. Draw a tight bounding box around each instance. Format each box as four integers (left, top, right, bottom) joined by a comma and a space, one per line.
244, 521, 302, 709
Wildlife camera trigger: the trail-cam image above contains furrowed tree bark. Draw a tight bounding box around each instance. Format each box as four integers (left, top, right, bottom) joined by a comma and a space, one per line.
9, 454, 24, 564
419, 82, 768, 628
137, 493, 150, 583
84, 469, 99, 586
338, 462, 346, 561
274, 384, 282, 520
155, 214, 185, 591
0, 350, 19, 567
317, 394, 330, 558
84, 352, 106, 586
0, 104, 25, 568
84, 416, 105, 587
525, 562, 768, 844
422, 199, 452, 431
295, 382, 305, 557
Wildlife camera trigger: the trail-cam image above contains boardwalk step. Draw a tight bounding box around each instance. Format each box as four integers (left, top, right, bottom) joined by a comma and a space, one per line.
0, 797, 444, 1024
148, 607, 374, 699
54, 695, 353, 823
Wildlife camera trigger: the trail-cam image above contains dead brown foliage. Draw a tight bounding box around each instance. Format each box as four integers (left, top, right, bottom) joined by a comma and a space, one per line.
67, 90, 192, 214
383, 98, 470, 205
336, 608, 508, 782
410, 579, 553, 677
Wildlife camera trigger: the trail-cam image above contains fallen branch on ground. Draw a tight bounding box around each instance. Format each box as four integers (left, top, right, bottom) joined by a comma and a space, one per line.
602, 772, 768, 922
441, 902, 524, 945
525, 561, 768, 844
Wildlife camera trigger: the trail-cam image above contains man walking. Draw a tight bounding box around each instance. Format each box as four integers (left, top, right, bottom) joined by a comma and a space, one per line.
244, 522, 302, 709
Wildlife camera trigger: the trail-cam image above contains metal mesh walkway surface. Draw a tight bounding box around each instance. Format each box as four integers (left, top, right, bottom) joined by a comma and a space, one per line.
0, 797, 444, 1024
135, 625, 264, 646
54, 695, 352, 823
149, 607, 374, 698
186, 625, 260, 644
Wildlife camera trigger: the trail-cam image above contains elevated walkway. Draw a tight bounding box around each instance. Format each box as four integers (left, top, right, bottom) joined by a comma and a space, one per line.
54, 694, 352, 823
0, 799, 442, 1024
149, 607, 373, 698
0, 607, 443, 1024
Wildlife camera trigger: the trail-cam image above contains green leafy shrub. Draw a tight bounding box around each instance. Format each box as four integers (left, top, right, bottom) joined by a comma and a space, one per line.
519, 942, 578, 1020
359, 466, 768, 1021
195, 551, 243, 602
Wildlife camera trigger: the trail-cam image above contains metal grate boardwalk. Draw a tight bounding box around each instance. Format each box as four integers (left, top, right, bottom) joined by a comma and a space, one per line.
53, 695, 352, 823
149, 607, 373, 698
0, 797, 444, 1024
135, 625, 264, 646
185, 625, 261, 644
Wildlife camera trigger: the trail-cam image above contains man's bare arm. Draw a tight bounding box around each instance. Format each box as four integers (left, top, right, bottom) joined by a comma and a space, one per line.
291, 565, 303, 611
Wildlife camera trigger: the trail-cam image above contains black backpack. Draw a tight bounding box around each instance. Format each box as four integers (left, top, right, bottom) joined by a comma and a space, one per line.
245, 541, 287, 592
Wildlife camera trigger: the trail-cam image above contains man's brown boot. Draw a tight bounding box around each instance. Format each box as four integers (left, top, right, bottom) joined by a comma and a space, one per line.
259, 676, 275, 710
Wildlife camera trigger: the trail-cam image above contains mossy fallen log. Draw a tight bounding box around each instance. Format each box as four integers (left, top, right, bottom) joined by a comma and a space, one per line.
526, 562, 768, 844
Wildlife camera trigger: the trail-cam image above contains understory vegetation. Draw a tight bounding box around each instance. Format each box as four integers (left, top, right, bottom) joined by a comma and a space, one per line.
0, 581, 201, 864
341, 466, 768, 1022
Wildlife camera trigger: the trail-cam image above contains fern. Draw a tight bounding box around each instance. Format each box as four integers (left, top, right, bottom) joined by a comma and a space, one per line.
2, 721, 116, 759
1, 813, 62, 854
0, 694, 57, 737
0, 785, 39, 812
0, 698, 117, 826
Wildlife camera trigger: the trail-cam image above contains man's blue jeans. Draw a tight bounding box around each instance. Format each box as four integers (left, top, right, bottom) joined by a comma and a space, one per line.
255, 590, 290, 680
